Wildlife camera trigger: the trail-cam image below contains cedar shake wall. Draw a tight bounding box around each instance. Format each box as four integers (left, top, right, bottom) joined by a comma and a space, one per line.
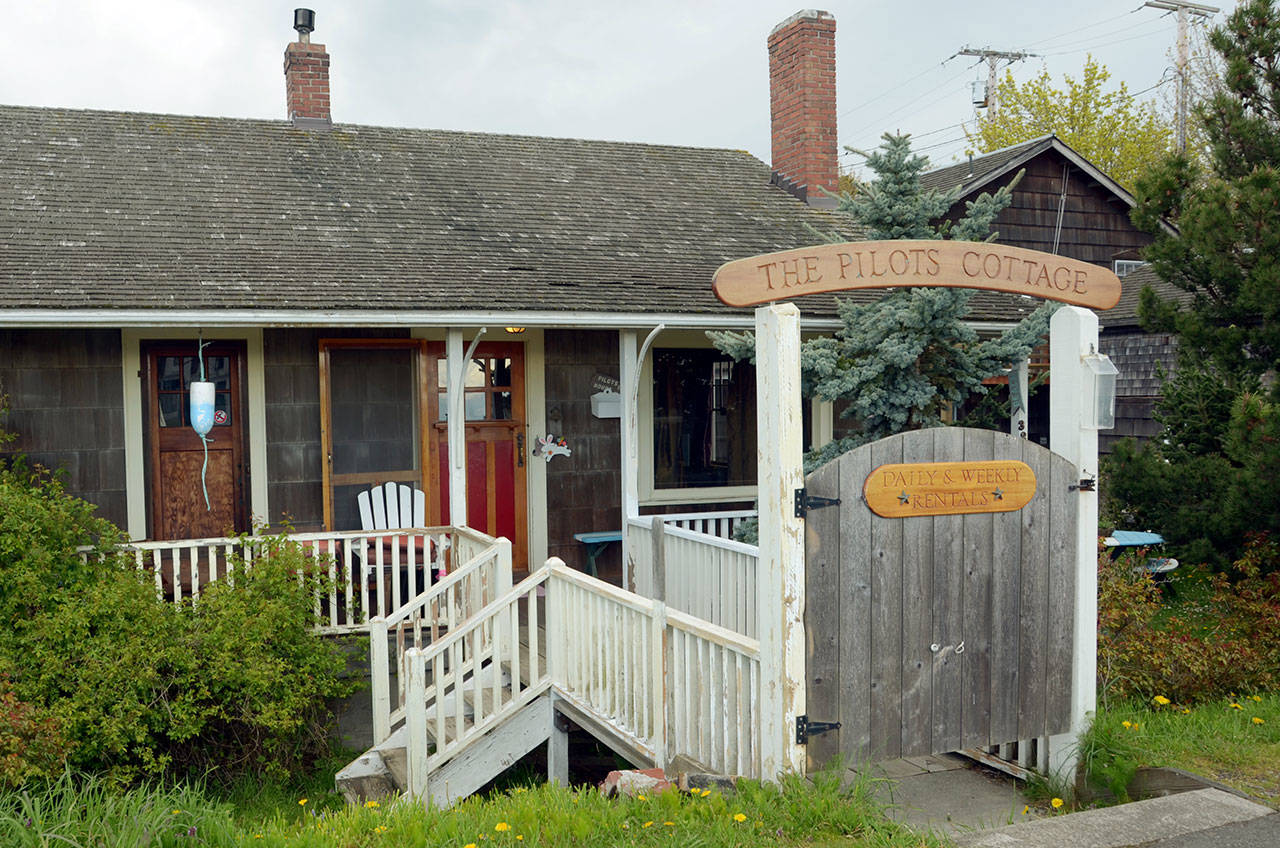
544, 329, 622, 573
262, 328, 406, 530
942, 154, 1154, 267
0, 330, 127, 527
1099, 329, 1177, 453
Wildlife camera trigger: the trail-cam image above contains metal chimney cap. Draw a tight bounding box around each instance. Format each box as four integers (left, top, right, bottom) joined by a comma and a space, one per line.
293, 9, 316, 37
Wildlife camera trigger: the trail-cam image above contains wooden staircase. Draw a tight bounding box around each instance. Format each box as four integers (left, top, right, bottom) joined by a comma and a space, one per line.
337, 557, 764, 807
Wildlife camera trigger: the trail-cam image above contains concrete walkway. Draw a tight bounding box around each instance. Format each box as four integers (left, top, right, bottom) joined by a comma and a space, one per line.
861, 754, 1278, 847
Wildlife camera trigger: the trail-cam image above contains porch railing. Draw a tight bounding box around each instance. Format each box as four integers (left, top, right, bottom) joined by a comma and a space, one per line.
369, 536, 513, 744
89, 526, 502, 635
626, 513, 760, 638
400, 559, 761, 802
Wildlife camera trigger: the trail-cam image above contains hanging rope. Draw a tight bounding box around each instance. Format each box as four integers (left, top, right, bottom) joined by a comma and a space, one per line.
195, 334, 213, 511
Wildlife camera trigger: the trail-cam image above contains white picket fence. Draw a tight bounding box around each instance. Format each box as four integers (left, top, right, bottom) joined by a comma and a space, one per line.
394, 558, 762, 801
626, 513, 760, 638
89, 526, 503, 635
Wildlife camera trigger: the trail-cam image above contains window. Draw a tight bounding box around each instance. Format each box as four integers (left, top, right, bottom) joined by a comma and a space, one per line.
652, 349, 756, 490
1113, 260, 1146, 278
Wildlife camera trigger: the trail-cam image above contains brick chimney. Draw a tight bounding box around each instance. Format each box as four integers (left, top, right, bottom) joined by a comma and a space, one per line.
768, 10, 838, 207
284, 9, 331, 128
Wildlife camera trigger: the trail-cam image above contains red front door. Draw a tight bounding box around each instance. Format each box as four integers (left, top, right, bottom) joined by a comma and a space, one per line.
426, 342, 528, 569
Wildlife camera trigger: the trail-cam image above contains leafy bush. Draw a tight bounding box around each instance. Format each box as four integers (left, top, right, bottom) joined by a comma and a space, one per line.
0, 454, 357, 784
0, 676, 68, 789
1097, 536, 1280, 704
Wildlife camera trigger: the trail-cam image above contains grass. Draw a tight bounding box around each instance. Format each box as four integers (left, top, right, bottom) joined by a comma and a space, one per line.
0, 767, 946, 848
1085, 693, 1280, 805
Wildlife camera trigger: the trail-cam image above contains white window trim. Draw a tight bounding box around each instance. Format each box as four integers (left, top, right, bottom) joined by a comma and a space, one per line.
637, 334, 832, 507
121, 328, 268, 541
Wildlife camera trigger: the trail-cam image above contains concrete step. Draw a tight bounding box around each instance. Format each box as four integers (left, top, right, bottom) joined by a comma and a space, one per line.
952, 788, 1274, 848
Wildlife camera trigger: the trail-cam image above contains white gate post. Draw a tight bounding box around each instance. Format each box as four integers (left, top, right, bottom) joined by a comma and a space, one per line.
755, 303, 807, 779
1047, 306, 1100, 779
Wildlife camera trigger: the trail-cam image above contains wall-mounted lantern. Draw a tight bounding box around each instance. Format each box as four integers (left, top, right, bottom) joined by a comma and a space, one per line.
1083, 349, 1119, 430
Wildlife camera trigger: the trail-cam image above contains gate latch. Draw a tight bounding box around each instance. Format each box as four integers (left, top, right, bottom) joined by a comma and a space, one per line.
795, 714, 842, 745
1069, 477, 1096, 492
795, 488, 841, 518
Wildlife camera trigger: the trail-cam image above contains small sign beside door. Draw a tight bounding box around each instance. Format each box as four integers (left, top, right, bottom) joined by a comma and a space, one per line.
864, 459, 1036, 518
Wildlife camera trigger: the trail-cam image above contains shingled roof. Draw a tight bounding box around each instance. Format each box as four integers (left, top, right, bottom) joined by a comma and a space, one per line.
1100, 264, 1195, 328
0, 104, 1059, 326
920, 134, 1137, 210
0, 105, 853, 319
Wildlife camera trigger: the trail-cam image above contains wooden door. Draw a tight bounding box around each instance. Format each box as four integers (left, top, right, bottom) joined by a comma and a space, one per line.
803, 427, 1077, 768
145, 343, 248, 540
426, 342, 528, 569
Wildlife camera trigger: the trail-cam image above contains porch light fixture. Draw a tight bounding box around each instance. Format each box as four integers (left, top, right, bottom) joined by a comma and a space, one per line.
505, 327, 526, 335
1083, 349, 1119, 430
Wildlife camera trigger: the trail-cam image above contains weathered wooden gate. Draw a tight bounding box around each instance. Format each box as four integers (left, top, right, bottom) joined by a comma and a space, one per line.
804, 426, 1078, 768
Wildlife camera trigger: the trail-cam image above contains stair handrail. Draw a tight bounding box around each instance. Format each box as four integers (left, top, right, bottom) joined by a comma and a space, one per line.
369, 534, 511, 744
404, 564, 556, 796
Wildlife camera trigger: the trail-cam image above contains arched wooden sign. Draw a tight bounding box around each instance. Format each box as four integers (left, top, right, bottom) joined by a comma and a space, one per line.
712, 240, 1121, 311
863, 459, 1036, 518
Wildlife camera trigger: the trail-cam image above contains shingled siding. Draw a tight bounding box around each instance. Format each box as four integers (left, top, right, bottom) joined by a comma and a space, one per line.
940, 154, 1152, 267
1099, 329, 1177, 453
543, 330, 622, 574
262, 328, 408, 530
0, 330, 127, 527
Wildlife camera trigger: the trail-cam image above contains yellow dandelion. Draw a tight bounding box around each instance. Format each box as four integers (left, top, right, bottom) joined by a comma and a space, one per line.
515, 787, 527, 793
465, 844, 477, 848
1182, 708, 1192, 714
1051, 798, 1064, 809
516, 836, 524, 842
365, 800, 381, 808
375, 825, 388, 834
643, 821, 653, 828
171, 810, 183, 815
637, 794, 647, 801
1230, 702, 1243, 710
664, 821, 675, 826
1121, 720, 1132, 729
1253, 716, 1265, 725
495, 823, 510, 832
733, 812, 747, 822
700, 789, 711, 797
621, 823, 629, 829
1251, 695, 1264, 702
298, 798, 307, 806
1153, 695, 1171, 706
1131, 722, 1140, 730
1022, 805, 1029, 815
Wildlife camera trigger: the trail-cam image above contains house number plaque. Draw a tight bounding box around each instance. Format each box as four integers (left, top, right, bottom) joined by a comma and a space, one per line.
864, 459, 1036, 518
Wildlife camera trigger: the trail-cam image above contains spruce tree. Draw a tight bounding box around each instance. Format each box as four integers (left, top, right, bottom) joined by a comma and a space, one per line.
1110, 0, 1280, 570
712, 133, 1056, 469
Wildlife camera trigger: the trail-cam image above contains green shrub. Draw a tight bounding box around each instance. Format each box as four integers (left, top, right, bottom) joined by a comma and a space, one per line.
0, 676, 68, 789
0, 454, 357, 784
1098, 536, 1280, 704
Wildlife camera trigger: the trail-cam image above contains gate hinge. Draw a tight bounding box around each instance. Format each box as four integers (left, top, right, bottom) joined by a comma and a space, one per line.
795, 488, 841, 518
1069, 477, 1096, 492
795, 714, 841, 745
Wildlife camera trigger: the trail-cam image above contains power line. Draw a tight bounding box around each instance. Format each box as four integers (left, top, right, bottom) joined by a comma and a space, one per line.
1021, 5, 1147, 49
839, 53, 961, 119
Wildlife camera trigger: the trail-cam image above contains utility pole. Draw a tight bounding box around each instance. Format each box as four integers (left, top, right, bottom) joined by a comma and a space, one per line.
959, 46, 1038, 115
1144, 1, 1218, 153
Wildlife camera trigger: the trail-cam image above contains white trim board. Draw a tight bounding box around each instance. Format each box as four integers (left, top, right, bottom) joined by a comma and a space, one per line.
120, 329, 268, 541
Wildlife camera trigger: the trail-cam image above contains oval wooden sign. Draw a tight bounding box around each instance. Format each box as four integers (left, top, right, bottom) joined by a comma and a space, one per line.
864, 459, 1036, 518
712, 240, 1121, 311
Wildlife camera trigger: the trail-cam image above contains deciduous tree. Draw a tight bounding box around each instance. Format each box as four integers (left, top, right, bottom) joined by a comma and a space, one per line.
967, 56, 1174, 190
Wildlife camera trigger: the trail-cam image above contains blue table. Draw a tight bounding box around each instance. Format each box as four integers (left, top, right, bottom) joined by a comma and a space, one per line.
573, 530, 622, 577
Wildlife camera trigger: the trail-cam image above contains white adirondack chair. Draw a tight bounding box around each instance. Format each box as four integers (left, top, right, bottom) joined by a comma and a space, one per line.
357, 482, 425, 531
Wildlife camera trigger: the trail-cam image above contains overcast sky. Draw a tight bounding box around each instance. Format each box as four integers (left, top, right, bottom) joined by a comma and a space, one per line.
0, 1, 1228, 176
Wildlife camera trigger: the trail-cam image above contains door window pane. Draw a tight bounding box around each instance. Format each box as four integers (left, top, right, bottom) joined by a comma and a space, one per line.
157, 357, 183, 392
158, 393, 183, 428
